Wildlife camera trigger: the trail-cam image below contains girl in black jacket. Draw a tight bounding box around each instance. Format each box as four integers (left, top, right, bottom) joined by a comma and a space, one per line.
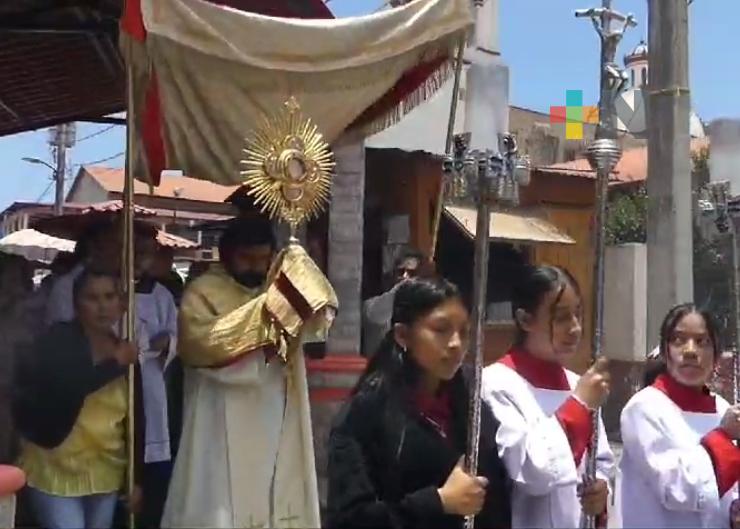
327, 277, 511, 529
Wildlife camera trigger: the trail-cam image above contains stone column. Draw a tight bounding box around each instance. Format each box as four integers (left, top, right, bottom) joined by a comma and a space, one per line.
603, 243, 647, 441
326, 137, 365, 354
308, 136, 367, 517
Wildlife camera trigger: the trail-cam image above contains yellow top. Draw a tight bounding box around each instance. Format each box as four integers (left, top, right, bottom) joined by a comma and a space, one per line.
18, 376, 127, 497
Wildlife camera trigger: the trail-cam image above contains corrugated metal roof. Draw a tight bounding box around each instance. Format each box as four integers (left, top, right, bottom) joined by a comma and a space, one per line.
0, 0, 333, 137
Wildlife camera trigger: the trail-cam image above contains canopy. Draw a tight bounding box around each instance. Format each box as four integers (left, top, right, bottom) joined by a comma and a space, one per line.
121, 0, 473, 185
0, 229, 75, 263
444, 206, 576, 245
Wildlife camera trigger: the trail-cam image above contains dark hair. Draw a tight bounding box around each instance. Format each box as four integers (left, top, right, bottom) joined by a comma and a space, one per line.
218, 217, 276, 262
512, 264, 581, 345
353, 277, 464, 395
72, 268, 120, 308
642, 303, 721, 387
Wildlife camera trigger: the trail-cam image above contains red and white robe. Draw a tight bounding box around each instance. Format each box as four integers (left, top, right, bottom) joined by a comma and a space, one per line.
482, 347, 615, 528
618, 373, 740, 528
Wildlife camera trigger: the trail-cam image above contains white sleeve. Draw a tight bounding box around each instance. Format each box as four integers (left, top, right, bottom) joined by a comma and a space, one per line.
161, 288, 179, 368
620, 398, 719, 512
595, 413, 616, 483
482, 373, 579, 496
44, 275, 75, 326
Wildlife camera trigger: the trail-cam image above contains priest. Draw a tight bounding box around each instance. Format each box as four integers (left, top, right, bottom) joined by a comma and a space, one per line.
161, 216, 337, 528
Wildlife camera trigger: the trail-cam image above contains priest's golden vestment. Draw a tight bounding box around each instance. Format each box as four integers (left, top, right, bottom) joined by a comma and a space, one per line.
161, 245, 337, 528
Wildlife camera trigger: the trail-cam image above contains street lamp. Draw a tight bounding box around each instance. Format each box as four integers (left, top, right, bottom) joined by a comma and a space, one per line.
22, 157, 64, 216
22, 157, 55, 172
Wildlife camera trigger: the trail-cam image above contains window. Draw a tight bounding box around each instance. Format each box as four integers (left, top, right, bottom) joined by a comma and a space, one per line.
631, 69, 635, 87
641, 67, 647, 87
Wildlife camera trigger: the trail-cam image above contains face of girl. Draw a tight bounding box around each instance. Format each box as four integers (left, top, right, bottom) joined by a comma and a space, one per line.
75, 276, 123, 332
395, 298, 470, 386
665, 311, 716, 388
520, 282, 583, 362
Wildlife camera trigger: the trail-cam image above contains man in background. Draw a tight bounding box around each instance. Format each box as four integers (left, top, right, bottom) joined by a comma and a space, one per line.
362, 247, 428, 356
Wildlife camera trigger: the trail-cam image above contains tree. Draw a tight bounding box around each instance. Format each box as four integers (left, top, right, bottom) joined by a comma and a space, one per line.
605, 185, 647, 245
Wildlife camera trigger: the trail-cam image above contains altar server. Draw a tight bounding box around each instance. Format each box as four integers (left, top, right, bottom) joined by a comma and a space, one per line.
619, 303, 740, 528
482, 265, 614, 528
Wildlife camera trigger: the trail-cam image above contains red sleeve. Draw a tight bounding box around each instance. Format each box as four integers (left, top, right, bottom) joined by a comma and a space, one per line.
556, 396, 594, 467
701, 428, 740, 497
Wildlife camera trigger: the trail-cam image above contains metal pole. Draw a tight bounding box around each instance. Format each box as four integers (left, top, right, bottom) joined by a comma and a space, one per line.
730, 222, 740, 405
54, 125, 66, 216
575, 2, 635, 527
123, 46, 137, 529
463, 161, 490, 529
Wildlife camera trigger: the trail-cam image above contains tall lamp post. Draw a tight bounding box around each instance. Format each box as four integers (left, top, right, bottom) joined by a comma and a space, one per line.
442, 132, 530, 529
22, 156, 64, 215
574, 2, 635, 528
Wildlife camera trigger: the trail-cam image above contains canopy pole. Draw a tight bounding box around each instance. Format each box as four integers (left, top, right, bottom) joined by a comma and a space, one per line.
123, 42, 137, 529
430, 36, 466, 262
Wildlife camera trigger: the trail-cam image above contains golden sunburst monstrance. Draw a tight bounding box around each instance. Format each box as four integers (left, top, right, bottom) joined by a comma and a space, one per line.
240, 97, 335, 240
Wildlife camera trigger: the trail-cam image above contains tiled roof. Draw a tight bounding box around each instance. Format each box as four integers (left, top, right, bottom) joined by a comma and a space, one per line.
82, 166, 240, 204
536, 137, 710, 184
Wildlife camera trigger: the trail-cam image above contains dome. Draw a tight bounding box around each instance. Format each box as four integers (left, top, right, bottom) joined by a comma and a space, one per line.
625, 40, 648, 65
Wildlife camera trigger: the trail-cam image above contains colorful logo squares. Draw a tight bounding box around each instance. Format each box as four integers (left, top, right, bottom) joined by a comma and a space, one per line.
550, 90, 599, 140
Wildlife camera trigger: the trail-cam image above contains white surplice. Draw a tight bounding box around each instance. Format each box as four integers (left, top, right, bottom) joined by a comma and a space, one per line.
619, 385, 738, 528
482, 362, 615, 529
135, 282, 178, 463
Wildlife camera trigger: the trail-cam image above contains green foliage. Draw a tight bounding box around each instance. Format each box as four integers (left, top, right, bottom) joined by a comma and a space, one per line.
605, 186, 647, 245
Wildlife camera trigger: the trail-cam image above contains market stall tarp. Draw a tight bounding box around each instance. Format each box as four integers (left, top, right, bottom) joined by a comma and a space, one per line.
121, 0, 473, 186
0, 229, 76, 263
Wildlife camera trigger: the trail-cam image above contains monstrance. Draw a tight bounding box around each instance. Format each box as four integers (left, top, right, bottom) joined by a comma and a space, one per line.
240, 97, 334, 242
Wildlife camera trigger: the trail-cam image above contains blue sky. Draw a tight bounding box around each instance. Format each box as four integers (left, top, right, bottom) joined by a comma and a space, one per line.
0, 0, 737, 211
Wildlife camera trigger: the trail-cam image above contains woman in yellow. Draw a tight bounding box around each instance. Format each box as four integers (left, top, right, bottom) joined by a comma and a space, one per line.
13, 269, 139, 529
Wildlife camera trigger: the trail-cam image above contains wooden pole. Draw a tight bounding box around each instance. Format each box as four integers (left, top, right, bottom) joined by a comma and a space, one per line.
430, 36, 466, 261
123, 42, 137, 529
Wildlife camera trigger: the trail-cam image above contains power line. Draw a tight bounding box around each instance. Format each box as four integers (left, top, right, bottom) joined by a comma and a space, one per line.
76, 124, 117, 143
73, 151, 125, 168
35, 180, 54, 202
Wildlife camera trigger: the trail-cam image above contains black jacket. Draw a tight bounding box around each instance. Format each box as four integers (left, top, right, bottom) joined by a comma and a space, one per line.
12, 321, 144, 478
326, 372, 512, 529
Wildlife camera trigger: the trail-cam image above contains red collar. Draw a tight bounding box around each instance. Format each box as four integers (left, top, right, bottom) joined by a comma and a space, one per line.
499, 347, 571, 390
652, 373, 716, 413
412, 386, 452, 439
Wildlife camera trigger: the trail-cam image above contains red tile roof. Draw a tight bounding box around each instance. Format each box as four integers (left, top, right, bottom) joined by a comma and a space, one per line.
537, 138, 709, 184
81, 166, 240, 204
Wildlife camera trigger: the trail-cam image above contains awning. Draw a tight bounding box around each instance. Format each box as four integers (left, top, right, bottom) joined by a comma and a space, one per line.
0, 228, 76, 263
444, 206, 575, 245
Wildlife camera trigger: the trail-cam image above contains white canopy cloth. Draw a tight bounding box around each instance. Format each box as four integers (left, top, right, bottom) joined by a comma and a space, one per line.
123, 0, 473, 185
0, 229, 75, 263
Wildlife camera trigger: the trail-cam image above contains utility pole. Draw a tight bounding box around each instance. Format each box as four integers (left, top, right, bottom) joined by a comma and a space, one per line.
49, 123, 76, 216
646, 0, 692, 349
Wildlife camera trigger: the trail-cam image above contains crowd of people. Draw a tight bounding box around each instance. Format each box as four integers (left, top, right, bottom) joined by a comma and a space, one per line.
0, 213, 739, 529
